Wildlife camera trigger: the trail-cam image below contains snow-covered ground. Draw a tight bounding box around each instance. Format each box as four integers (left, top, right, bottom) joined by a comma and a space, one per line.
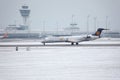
0, 38, 120, 80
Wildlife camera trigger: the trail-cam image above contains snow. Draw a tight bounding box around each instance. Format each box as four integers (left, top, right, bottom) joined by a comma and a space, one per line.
0, 47, 120, 80
0, 38, 120, 80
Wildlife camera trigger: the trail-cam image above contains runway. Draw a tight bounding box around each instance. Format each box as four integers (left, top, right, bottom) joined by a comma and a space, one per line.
0, 43, 120, 47
0, 38, 120, 52
0, 38, 120, 47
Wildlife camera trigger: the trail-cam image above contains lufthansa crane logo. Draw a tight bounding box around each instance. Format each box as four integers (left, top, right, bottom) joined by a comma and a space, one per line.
96, 31, 100, 36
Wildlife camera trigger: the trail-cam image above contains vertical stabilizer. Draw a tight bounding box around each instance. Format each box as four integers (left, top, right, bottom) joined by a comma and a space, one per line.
94, 28, 108, 38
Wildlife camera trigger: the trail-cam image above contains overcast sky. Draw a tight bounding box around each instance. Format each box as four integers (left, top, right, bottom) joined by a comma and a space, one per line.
0, 0, 120, 32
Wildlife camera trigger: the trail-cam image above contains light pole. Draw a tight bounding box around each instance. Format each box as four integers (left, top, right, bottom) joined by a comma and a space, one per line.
94, 17, 97, 31
106, 16, 108, 33
43, 21, 46, 35
87, 15, 90, 35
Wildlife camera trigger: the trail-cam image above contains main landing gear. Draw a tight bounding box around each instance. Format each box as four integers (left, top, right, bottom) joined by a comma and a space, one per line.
71, 42, 79, 45
43, 42, 45, 46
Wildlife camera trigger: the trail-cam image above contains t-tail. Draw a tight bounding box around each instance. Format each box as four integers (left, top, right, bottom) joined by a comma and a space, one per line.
93, 28, 109, 38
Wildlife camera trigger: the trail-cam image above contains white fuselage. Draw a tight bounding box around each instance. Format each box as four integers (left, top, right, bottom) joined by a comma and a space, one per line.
41, 34, 99, 43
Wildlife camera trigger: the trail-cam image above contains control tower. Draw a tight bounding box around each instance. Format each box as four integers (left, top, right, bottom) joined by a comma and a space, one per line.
20, 5, 30, 30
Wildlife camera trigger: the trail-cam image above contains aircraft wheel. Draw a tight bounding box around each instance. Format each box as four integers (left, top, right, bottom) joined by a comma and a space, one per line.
76, 42, 79, 45
71, 42, 74, 45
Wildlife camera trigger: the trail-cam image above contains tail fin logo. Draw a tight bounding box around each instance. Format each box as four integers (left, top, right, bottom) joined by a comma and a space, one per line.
95, 31, 100, 36
93, 28, 109, 37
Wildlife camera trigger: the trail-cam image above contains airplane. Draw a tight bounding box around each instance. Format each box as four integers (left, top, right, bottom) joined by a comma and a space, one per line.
41, 28, 109, 45
0, 33, 8, 39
